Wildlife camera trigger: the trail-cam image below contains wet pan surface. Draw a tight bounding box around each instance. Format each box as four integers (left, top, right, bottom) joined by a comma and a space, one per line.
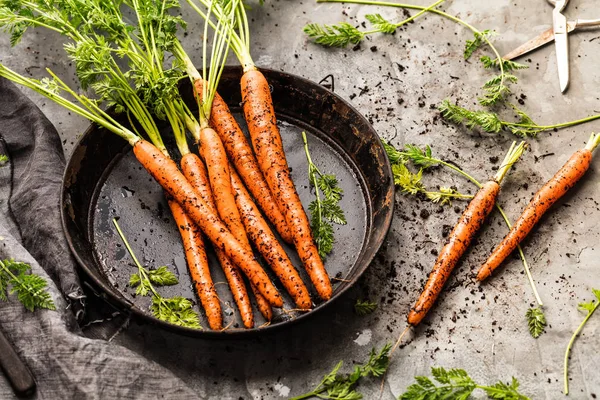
61, 67, 394, 337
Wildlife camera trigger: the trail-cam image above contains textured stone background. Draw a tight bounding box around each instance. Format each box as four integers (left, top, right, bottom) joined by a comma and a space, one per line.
2, 0, 600, 398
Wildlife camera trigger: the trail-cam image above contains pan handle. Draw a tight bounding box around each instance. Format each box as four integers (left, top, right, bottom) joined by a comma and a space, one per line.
0, 327, 36, 397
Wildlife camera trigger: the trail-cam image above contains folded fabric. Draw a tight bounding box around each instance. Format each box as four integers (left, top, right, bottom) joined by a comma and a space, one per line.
0, 77, 201, 399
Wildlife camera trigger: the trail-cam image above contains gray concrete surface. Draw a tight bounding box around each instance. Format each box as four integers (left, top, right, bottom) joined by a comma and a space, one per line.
2, 0, 600, 398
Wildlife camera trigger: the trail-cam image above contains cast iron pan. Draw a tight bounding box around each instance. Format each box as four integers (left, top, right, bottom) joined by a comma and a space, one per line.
61, 66, 394, 338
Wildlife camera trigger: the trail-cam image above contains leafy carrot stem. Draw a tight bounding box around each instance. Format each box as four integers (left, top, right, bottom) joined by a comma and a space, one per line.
564, 288, 600, 395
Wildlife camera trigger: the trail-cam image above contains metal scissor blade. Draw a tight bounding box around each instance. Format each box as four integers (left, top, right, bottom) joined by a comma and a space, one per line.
554, 31, 569, 91
553, 8, 570, 92
502, 22, 576, 60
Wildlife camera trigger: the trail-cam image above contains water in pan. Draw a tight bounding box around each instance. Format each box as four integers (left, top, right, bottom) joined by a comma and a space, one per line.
91, 115, 368, 331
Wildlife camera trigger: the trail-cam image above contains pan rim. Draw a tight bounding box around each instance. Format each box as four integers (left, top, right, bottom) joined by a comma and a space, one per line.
60, 66, 394, 338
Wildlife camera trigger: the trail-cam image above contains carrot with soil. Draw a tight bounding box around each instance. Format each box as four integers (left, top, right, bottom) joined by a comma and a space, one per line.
167, 198, 222, 330
185, 0, 332, 300
188, 77, 293, 244
188, 5, 276, 320
477, 133, 600, 281
181, 150, 258, 327
231, 168, 313, 310
408, 141, 526, 326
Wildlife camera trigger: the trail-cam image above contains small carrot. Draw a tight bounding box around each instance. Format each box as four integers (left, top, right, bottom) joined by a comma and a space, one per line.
132, 139, 283, 308
477, 134, 600, 281
241, 69, 333, 301
408, 142, 525, 326
167, 198, 222, 330
215, 249, 254, 328
231, 168, 313, 310
194, 79, 293, 244
181, 152, 270, 324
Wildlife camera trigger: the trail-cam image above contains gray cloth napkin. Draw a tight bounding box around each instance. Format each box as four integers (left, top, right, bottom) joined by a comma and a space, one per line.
0, 77, 202, 399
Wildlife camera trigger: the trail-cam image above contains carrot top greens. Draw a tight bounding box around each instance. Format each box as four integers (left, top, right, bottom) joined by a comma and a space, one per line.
113, 218, 202, 329
302, 131, 347, 259
291, 343, 391, 400
400, 367, 529, 399
307, 0, 527, 106
304, 0, 443, 47
185, 0, 254, 71
564, 288, 600, 395
0, 259, 55, 312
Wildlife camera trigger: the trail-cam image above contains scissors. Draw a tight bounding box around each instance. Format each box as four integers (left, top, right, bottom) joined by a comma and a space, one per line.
502, 0, 600, 93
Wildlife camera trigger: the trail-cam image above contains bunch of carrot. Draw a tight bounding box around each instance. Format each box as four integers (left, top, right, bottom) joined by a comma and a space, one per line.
0, 0, 331, 330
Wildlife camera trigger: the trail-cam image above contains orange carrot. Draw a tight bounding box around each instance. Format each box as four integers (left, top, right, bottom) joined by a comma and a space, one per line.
197, 127, 274, 319
241, 69, 332, 301
167, 198, 222, 330
408, 181, 499, 326
132, 139, 283, 307
231, 168, 313, 310
194, 80, 292, 244
215, 249, 254, 328
180, 153, 255, 327
250, 284, 273, 322
477, 146, 594, 281
181, 152, 269, 324
407, 142, 525, 326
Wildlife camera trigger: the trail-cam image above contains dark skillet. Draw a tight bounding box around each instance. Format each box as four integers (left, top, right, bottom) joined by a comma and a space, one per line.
61, 66, 394, 338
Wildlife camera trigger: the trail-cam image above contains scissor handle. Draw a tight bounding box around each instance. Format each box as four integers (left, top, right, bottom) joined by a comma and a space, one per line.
547, 0, 569, 11
575, 18, 600, 28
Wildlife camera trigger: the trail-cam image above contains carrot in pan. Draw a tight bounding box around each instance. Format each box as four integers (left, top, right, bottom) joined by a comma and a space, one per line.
133, 140, 283, 307
184, 5, 277, 317
184, 0, 333, 300
477, 134, 600, 281
167, 198, 222, 330
192, 78, 292, 244
241, 70, 332, 301
215, 249, 255, 328
408, 142, 525, 326
181, 152, 270, 326
231, 168, 313, 310
197, 133, 275, 320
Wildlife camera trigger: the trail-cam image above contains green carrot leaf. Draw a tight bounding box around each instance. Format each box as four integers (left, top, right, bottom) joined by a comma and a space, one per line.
401, 144, 438, 168
391, 163, 424, 194
365, 13, 396, 34
480, 56, 528, 71
10, 273, 56, 312
354, 299, 377, 316
360, 343, 391, 377
464, 29, 496, 60
150, 295, 202, 329
426, 187, 458, 205
525, 307, 546, 338
303, 22, 365, 47
0, 259, 55, 311
147, 266, 179, 286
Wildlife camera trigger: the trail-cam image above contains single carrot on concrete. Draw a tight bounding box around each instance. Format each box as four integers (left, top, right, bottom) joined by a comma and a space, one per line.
408, 142, 526, 326
477, 134, 600, 281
